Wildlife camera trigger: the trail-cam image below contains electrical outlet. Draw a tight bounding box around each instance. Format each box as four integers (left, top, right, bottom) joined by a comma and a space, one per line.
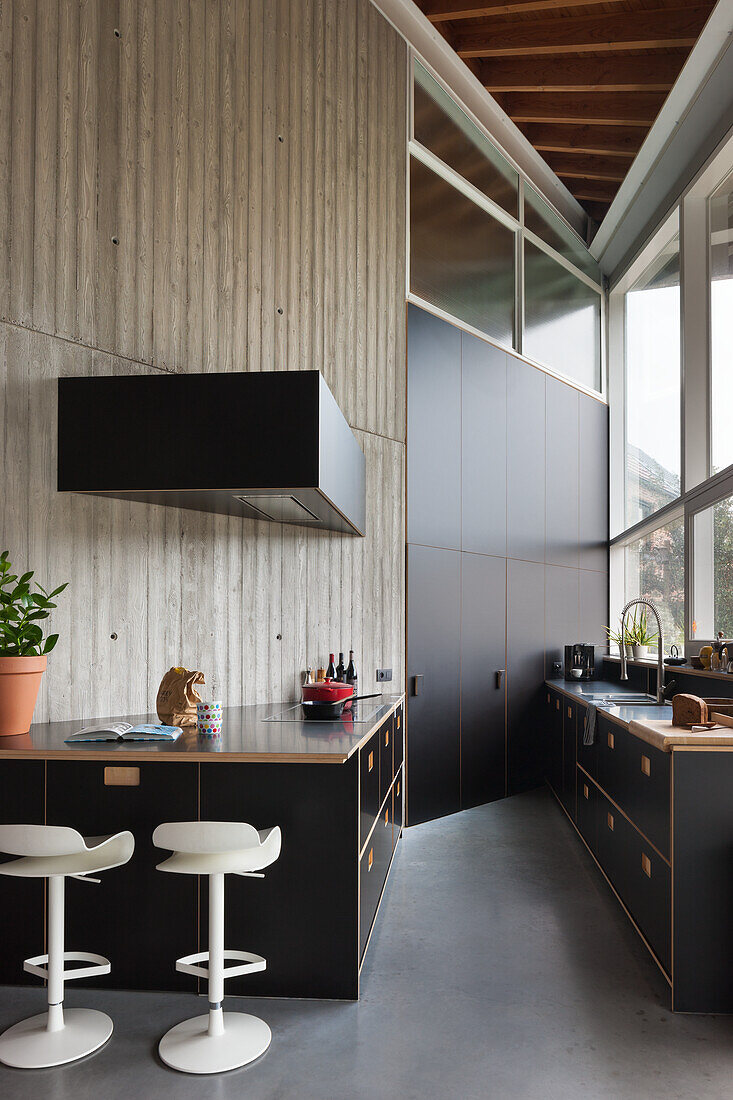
376, 668, 392, 682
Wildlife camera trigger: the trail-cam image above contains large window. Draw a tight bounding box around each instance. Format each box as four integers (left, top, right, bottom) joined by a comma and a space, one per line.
408, 56, 603, 394
710, 170, 733, 474
624, 229, 681, 528
692, 491, 733, 641
624, 518, 685, 654
610, 132, 733, 659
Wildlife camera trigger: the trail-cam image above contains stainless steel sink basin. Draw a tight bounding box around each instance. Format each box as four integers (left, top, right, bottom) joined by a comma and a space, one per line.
580, 692, 660, 706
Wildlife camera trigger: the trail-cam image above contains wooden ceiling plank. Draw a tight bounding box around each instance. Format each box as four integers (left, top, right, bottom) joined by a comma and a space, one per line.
452, 7, 710, 59
494, 91, 667, 125
424, 0, 630, 22
522, 122, 645, 156
480, 54, 686, 93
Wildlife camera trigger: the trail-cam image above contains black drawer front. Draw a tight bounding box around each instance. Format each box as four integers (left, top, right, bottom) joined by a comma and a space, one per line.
0, 761, 45, 986
623, 737, 670, 860
379, 716, 394, 804
596, 787, 670, 975
597, 716, 670, 859
394, 705, 404, 772
576, 769, 599, 855
627, 835, 671, 974
360, 732, 380, 850
359, 797, 392, 961
562, 699, 576, 819
576, 701, 597, 780
393, 768, 403, 842
547, 689, 562, 796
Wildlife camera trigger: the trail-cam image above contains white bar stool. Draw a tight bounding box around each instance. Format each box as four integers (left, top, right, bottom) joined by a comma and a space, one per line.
0, 824, 135, 1069
152, 820, 281, 1075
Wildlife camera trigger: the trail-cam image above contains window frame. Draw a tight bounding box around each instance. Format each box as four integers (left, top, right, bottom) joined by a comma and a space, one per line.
608, 126, 733, 656
406, 50, 606, 401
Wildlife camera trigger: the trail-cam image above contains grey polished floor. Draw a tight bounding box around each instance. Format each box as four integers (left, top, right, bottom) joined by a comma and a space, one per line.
2, 788, 733, 1099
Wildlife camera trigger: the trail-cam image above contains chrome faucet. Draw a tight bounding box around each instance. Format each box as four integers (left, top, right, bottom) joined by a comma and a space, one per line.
619, 598, 665, 705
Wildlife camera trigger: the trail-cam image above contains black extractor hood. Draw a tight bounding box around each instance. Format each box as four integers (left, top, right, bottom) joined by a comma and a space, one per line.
58, 371, 366, 535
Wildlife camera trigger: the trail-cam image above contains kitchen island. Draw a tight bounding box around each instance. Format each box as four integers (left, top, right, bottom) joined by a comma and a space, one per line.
0, 695, 404, 1001
545, 678, 733, 1013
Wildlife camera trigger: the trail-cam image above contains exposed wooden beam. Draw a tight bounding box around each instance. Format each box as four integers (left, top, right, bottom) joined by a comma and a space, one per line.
521, 123, 645, 157
423, 0, 624, 23
542, 153, 628, 183
493, 91, 666, 126
568, 180, 621, 202
453, 7, 709, 58
479, 54, 687, 93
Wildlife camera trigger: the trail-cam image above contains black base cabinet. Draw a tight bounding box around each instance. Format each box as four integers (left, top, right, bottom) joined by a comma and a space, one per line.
0, 701, 404, 1001
0, 761, 45, 987
549, 683, 679, 1003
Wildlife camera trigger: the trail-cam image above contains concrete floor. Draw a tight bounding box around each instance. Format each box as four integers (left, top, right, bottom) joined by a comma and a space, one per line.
2, 788, 733, 1099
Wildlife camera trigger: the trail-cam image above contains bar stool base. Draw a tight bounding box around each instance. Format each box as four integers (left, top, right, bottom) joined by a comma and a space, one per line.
159, 1012, 271, 1074
0, 1009, 113, 1068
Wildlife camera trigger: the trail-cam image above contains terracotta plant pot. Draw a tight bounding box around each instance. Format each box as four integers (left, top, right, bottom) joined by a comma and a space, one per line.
0, 654, 47, 736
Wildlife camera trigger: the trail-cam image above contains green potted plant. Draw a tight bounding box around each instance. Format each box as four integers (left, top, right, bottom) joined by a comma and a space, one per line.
605, 623, 635, 660
0, 551, 68, 736
631, 608, 659, 660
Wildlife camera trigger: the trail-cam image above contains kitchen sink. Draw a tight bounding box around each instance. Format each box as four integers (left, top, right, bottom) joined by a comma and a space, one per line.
580, 692, 661, 706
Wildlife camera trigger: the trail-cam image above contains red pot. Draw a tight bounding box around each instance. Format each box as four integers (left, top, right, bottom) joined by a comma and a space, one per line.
302, 679, 354, 706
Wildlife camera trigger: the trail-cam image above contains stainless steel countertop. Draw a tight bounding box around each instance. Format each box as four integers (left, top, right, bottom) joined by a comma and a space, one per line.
0, 695, 404, 764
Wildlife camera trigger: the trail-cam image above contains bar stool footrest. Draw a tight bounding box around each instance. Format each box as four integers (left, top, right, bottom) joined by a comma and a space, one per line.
175, 949, 266, 981
23, 951, 111, 983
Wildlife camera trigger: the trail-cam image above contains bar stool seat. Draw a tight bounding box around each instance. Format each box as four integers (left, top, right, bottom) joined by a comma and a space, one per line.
153, 820, 281, 1075
0, 824, 134, 1069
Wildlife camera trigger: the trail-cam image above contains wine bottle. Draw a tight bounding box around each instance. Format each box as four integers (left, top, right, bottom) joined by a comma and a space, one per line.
326, 653, 336, 680
336, 652, 346, 682
345, 650, 357, 691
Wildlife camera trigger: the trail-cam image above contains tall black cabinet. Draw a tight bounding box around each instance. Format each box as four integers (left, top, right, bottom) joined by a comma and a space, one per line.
406, 304, 608, 825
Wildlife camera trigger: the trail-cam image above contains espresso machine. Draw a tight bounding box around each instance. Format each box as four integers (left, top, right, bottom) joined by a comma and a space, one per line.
564, 643, 595, 681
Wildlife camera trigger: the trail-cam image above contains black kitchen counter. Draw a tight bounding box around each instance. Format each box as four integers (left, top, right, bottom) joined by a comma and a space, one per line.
0, 695, 404, 763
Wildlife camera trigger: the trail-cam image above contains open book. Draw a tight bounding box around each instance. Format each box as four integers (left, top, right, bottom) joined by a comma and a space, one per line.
65, 723, 182, 743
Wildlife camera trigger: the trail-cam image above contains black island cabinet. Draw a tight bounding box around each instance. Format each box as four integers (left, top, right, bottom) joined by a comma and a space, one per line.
0, 697, 404, 1001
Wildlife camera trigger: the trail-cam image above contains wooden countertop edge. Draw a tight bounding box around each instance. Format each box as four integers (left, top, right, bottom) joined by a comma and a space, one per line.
0, 696, 405, 765
546, 680, 733, 753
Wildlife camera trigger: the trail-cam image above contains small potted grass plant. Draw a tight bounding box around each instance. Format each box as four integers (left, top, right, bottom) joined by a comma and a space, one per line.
605, 623, 635, 660
630, 608, 659, 660
0, 551, 68, 735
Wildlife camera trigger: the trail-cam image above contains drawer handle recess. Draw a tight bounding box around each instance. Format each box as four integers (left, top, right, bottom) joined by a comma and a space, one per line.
568, 706, 572, 719
385, 729, 390, 747
104, 766, 140, 787
642, 853, 652, 878
397, 715, 401, 729
641, 755, 651, 776
607, 732, 615, 750
384, 808, 389, 826
607, 812, 614, 831
396, 779, 400, 797
368, 751, 374, 772
556, 699, 560, 711
368, 848, 373, 871
583, 784, 589, 800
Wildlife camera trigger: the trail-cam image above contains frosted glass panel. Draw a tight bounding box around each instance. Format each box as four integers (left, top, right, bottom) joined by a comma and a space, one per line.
525, 184, 601, 284
710, 172, 733, 474
410, 157, 515, 348
624, 234, 681, 528
414, 61, 518, 218
523, 240, 601, 390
